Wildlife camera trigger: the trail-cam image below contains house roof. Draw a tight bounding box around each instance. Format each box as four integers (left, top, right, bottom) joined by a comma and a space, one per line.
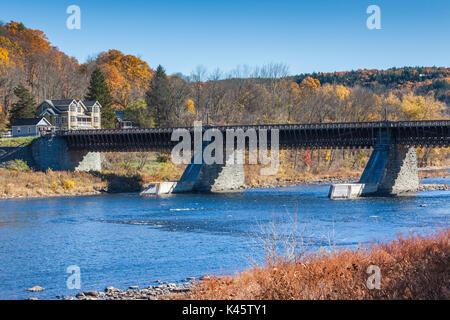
114, 110, 130, 121
11, 117, 51, 126
83, 100, 100, 107
41, 108, 57, 115
51, 99, 75, 107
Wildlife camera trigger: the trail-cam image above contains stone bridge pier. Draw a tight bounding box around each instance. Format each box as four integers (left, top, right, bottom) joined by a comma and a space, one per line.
329, 140, 420, 199
142, 148, 245, 195
31, 136, 101, 172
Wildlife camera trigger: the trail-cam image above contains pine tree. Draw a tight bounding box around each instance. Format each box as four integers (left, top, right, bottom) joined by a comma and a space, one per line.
9, 84, 36, 124
145, 65, 172, 127
85, 68, 116, 129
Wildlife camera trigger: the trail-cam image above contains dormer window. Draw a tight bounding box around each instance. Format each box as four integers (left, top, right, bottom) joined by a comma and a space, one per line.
70, 105, 76, 112
77, 107, 81, 113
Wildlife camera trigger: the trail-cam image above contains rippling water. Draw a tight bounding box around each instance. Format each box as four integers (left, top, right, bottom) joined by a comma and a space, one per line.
0, 179, 448, 299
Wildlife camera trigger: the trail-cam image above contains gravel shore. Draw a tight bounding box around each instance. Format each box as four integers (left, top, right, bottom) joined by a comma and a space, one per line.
418, 184, 449, 191
61, 281, 193, 300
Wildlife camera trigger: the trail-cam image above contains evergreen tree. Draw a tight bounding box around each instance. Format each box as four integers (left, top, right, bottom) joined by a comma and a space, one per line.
85, 68, 116, 129
145, 65, 172, 127
9, 84, 36, 124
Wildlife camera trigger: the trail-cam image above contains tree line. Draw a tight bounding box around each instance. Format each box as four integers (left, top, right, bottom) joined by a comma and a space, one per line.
1, 20, 449, 134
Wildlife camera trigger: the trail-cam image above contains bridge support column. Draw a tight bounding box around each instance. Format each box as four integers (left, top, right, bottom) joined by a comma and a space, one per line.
142, 149, 245, 195
371, 145, 419, 195
329, 144, 419, 199
31, 136, 102, 172
173, 149, 245, 193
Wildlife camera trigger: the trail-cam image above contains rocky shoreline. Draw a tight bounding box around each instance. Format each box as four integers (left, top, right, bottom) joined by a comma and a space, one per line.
244, 178, 449, 192
243, 176, 358, 189
1, 190, 105, 200
418, 184, 449, 191
71, 282, 191, 300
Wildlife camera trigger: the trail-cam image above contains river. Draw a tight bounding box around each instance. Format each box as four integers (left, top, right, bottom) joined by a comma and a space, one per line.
0, 178, 448, 299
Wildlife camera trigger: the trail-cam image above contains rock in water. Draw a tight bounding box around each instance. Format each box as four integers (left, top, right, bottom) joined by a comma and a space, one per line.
25, 286, 44, 292
75, 292, 85, 299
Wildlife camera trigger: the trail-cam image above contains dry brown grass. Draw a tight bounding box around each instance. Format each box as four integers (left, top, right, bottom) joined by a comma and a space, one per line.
0, 167, 108, 198
0, 166, 146, 198
245, 164, 361, 187
181, 229, 449, 300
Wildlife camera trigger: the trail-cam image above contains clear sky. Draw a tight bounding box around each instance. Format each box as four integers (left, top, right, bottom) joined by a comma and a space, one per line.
1, 0, 449, 75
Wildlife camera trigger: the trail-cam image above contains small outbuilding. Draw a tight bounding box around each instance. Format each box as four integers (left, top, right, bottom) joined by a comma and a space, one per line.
11, 117, 52, 137
115, 110, 133, 129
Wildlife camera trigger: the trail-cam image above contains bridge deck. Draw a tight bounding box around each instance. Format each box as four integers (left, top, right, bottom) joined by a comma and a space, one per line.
57, 120, 450, 151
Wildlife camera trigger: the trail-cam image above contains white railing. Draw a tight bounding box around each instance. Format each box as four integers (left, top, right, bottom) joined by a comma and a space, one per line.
77, 122, 93, 127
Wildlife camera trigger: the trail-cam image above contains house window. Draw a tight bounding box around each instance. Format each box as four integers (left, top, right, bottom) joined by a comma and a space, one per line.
55, 117, 59, 124
94, 117, 99, 123
28, 127, 31, 133
70, 105, 76, 112
77, 107, 81, 113
62, 117, 67, 124
17, 128, 21, 133
94, 106, 99, 113
70, 116, 76, 123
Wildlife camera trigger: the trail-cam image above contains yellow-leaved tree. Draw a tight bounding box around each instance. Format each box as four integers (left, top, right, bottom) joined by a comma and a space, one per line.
185, 99, 195, 114
399, 93, 445, 121
96, 50, 153, 109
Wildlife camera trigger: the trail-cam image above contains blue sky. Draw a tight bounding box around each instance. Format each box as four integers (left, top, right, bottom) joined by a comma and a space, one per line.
1, 0, 449, 75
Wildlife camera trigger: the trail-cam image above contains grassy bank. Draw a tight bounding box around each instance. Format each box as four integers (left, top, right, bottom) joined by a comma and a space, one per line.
0, 137, 37, 147
180, 229, 449, 300
0, 161, 143, 199
1, 149, 448, 199
0, 167, 105, 198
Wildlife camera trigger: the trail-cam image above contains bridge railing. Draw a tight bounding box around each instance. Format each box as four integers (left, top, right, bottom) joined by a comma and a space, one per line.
57, 120, 450, 135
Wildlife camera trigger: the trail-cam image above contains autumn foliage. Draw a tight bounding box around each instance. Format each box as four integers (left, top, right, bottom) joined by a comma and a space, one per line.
0, 21, 154, 128
0, 19, 449, 149
96, 49, 153, 109
181, 229, 450, 300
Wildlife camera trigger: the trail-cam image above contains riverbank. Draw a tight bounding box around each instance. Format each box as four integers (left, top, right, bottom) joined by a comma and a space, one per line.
176, 229, 450, 300
244, 166, 450, 189
62, 282, 191, 300
0, 166, 143, 199
1, 167, 448, 199
56, 229, 450, 300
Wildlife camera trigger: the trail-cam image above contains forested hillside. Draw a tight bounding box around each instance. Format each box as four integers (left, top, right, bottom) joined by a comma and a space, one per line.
294, 67, 450, 105
1, 20, 449, 134
0, 21, 153, 130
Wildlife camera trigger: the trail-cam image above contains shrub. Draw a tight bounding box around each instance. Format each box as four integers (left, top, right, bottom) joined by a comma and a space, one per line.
8, 159, 30, 172
63, 179, 75, 190
156, 153, 171, 163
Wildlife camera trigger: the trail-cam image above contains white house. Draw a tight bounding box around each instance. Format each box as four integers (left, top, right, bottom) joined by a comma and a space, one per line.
36, 99, 102, 130
11, 117, 52, 137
